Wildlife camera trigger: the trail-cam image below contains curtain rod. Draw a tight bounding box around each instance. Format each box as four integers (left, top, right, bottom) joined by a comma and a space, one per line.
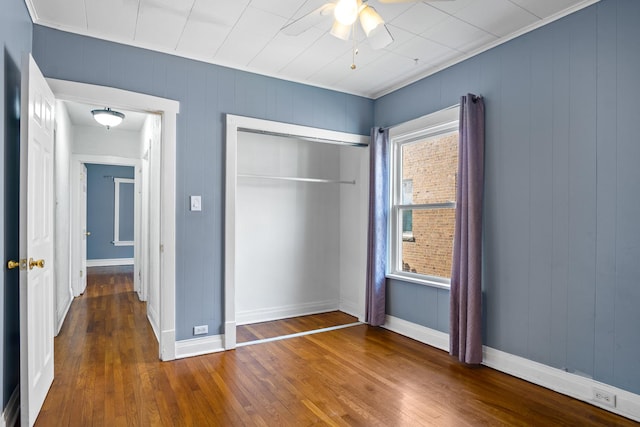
378, 100, 471, 133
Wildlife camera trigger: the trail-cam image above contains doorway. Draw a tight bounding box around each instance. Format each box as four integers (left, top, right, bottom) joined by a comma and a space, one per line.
48, 78, 179, 361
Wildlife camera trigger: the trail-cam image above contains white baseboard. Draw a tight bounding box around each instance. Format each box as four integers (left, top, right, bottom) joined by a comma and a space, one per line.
339, 299, 364, 322
2, 387, 19, 427
383, 315, 640, 423
383, 315, 449, 351
86, 258, 134, 267
236, 300, 339, 326
224, 321, 236, 350
175, 335, 224, 359
55, 294, 73, 336
161, 329, 176, 361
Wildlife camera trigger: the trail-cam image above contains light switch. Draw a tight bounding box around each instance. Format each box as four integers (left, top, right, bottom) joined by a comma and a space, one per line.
190, 195, 202, 211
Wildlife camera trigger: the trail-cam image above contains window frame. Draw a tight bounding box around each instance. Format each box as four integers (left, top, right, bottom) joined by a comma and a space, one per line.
387, 106, 460, 289
113, 177, 135, 247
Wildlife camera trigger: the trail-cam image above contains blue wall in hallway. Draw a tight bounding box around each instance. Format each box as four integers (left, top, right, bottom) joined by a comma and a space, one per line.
86, 164, 135, 260
375, 0, 640, 395
31, 26, 374, 341
1, 0, 32, 410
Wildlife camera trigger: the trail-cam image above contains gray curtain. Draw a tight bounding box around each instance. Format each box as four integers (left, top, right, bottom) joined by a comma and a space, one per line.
450, 94, 485, 364
365, 127, 389, 326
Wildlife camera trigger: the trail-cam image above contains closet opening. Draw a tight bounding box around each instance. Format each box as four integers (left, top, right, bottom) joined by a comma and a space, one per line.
225, 115, 370, 349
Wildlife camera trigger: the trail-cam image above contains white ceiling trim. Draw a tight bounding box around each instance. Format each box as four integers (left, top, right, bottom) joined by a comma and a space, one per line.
24, 0, 601, 100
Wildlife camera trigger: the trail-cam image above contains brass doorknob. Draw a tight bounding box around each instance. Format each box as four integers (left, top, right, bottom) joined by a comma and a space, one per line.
28, 258, 45, 270
85, 231, 91, 236
7, 260, 20, 270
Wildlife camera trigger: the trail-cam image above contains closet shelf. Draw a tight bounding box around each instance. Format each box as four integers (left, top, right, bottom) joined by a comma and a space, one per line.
238, 173, 355, 185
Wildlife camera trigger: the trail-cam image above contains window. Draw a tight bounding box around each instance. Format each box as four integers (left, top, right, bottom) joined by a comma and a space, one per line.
388, 106, 459, 288
113, 178, 135, 246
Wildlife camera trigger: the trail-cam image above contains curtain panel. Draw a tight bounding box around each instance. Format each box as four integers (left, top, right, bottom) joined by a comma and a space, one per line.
365, 127, 389, 326
449, 94, 485, 364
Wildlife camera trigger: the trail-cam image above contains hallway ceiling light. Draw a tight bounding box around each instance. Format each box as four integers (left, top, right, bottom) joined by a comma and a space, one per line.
91, 107, 125, 129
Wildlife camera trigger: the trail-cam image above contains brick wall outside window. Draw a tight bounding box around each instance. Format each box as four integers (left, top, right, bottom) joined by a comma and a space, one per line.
401, 132, 458, 278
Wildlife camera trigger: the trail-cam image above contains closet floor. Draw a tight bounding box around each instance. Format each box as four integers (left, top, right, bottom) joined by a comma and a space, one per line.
236, 311, 358, 344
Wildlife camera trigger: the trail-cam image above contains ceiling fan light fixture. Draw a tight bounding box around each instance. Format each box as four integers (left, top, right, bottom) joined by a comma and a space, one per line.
91, 107, 125, 129
334, 0, 359, 26
359, 6, 384, 36
330, 20, 352, 40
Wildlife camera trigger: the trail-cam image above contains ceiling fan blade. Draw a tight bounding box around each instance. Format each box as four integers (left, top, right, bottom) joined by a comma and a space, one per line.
281, 3, 336, 36
368, 24, 394, 49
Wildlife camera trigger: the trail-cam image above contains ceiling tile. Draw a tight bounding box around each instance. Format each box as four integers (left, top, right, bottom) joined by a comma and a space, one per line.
453, 0, 539, 37
367, 0, 416, 24
422, 16, 498, 53
31, 0, 87, 29
251, 0, 325, 19
176, 21, 232, 58
134, 0, 193, 49
393, 35, 459, 65
428, 0, 475, 16
279, 32, 353, 81
389, 3, 449, 35
249, 28, 325, 74
509, 0, 585, 18
85, 0, 138, 40
310, 43, 388, 87
214, 6, 288, 66
335, 51, 416, 95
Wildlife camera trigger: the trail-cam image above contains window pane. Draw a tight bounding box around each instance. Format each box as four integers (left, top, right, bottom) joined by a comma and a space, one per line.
401, 132, 458, 205
400, 208, 455, 279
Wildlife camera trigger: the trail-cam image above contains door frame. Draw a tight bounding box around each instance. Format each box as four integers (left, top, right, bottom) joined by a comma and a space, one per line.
224, 114, 369, 350
70, 155, 142, 296
49, 78, 179, 361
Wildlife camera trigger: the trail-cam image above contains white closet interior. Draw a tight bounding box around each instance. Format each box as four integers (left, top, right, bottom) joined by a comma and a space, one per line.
225, 115, 369, 348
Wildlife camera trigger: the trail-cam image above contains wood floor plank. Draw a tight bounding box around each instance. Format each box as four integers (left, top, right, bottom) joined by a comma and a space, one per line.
35, 266, 637, 426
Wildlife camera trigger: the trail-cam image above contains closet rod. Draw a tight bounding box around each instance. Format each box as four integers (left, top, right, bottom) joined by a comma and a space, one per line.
238, 127, 368, 147
238, 173, 356, 185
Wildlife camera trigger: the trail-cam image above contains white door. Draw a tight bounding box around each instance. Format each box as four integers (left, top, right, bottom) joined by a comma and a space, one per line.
80, 164, 88, 294
19, 54, 55, 427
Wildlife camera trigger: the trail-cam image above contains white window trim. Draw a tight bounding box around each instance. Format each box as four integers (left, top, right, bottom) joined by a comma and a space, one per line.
387, 105, 460, 288
113, 177, 135, 246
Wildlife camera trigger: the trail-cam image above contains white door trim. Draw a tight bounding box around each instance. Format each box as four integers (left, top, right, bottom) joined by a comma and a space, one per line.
50, 79, 179, 361
224, 114, 368, 350
71, 155, 140, 297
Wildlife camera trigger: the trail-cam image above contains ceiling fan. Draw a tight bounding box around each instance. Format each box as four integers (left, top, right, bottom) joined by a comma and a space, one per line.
282, 0, 453, 51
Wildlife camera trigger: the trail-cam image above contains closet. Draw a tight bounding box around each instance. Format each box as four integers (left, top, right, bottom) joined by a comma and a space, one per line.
225, 115, 369, 348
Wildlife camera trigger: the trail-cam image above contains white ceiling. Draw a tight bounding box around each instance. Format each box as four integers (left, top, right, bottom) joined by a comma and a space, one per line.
26, 0, 598, 99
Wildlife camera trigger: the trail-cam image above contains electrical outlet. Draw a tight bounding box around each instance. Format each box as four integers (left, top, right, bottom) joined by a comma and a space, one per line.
593, 388, 616, 407
193, 325, 208, 335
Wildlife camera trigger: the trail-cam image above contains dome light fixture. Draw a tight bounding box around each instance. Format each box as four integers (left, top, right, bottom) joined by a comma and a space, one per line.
91, 107, 125, 129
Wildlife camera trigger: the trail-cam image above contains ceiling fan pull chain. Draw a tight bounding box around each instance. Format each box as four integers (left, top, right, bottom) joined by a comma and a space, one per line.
351, 23, 358, 70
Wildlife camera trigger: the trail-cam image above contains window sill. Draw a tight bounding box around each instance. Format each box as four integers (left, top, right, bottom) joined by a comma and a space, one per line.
386, 272, 450, 290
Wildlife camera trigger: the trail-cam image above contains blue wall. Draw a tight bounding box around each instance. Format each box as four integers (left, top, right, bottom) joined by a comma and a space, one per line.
1, 0, 32, 409
376, 0, 640, 395
31, 27, 374, 340
86, 164, 134, 260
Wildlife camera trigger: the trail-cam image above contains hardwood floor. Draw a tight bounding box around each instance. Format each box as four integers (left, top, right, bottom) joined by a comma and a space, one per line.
237, 311, 359, 344
36, 267, 636, 426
